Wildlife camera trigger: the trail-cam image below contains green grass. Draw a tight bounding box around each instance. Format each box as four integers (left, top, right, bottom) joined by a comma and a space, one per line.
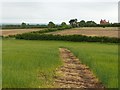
2, 39, 118, 88
0, 39, 2, 89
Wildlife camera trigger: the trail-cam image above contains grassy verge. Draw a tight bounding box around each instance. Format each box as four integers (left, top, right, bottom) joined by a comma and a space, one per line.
2, 39, 118, 88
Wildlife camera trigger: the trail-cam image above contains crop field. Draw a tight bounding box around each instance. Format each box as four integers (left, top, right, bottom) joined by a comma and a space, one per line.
48, 27, 119, 38
2, 39, 118, 88
1, 28, 44, 36
0, 38, 2, 89
1, 27, 119, 38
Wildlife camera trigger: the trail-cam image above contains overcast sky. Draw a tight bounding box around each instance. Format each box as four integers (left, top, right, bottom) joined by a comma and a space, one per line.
0, 0, 119, 24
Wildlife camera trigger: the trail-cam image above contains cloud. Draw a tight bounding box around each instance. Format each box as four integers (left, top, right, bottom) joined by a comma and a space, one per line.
118, 1, 120, 22
1, 1, 118, 24
1, 0, 119, 2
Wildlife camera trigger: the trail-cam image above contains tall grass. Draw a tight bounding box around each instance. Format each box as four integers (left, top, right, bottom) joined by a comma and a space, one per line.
0, 38, 2, 89
2, 40, 62, 88
68, 43, 118, 88
2, 39, 118, 88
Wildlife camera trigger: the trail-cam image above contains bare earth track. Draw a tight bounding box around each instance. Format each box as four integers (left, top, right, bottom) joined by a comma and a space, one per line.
54, 48, 104, 88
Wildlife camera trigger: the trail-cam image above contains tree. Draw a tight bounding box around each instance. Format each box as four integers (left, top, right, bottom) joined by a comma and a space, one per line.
61, 22, 67, 27
79, 20, 86, 27
69, 19, 78, 27
86, 21, 96, 27
48, 21, 55, 28
21, 22, 27, 28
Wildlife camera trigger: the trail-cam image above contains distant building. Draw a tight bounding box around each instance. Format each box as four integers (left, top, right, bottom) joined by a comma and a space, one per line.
100, 19, 109, 24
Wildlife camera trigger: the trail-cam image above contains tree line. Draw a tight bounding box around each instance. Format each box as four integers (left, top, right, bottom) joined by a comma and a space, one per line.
1, 23, 47, 29
1, 19, 120, 29
69, 19, 120, 27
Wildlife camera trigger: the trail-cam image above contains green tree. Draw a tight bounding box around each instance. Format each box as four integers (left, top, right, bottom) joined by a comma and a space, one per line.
69, 19, 78, 27
61, 22, 67, 27
21, 22, 27, 28
86, 21, 96, 27
79, 20, 86, 27
48, 21, 55, 28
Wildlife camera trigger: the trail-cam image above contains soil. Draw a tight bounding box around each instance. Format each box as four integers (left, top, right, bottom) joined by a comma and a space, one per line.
54, 48, 105, 88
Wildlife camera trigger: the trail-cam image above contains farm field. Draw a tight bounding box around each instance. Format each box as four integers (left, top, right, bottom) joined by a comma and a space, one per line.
0, 38, 1, 89
1, 28, 44, 36
48, 27, 119, 38
1, 27, 119, 38
2, 39, 118, 88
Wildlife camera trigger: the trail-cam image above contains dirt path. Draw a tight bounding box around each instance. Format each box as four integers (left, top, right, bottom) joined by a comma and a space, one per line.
54, 48, 104, 88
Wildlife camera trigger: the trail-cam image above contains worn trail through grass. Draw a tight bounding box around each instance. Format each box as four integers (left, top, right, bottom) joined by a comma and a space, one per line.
54, 48, 105, 88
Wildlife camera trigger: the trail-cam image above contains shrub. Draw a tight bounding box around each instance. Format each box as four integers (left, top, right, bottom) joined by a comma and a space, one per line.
31, 26, 72, 34
31, 28, 57, 34
15, 33, 120, 43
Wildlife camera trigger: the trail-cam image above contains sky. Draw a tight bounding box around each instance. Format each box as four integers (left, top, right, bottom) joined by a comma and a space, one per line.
0, 0, 119, 24
118, 1, 120, 23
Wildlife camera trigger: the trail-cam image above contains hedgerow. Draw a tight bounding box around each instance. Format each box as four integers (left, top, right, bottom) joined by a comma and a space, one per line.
15, 33, 120, 43
31, 28, 58, 34
31, 26, 72, 34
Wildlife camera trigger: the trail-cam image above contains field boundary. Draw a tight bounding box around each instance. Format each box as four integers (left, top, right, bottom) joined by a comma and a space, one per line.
15, 33, 120, 43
